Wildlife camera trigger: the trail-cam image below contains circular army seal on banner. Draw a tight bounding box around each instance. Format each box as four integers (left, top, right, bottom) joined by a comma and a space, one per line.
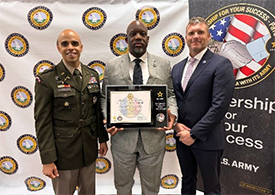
0, 63, 5, 82
27, 6, 53, 30
0, 156, 18, 175
136, 6, 160, 30
160, 174, 179, 189
5, 33, 29, 57
96, 157, 111, 174
206, 3, 275, 89
165, 132, 176, 152
17, 134, 38, 155
88, 60, 106, 81
162, 33, 185, 57
24, 176, 46, 191
82, 7, 107, 30
33, 60, 55, 76
11, 86, 33, 108
110, 33, 128, 56
0, 111, 12, 132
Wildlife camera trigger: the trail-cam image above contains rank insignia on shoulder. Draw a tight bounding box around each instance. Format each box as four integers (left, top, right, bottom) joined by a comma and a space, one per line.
35, 76, 41, 83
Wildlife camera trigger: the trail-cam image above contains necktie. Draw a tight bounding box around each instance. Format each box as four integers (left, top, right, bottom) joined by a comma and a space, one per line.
182, 58, 196, 91
133, 59, 143, 85
73, 69, 82, 88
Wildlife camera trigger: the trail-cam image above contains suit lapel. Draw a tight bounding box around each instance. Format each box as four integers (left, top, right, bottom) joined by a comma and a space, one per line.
146, 53, 157, 84
184, 50, 213, 92
120, 55, 133, 85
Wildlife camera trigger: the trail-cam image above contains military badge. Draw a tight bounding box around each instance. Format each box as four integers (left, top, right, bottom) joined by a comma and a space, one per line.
88, 60, 106, 81
162, 33, 185, 57
136, 6, 160, 30
24, 176, 46, 191
0, 63, 5, 82
28, 6, 53, 30
96, 157, 111, 174
156, 113, 165, 123
93, 96, 97, 104
17, 134, 38, 155
160, 174, 179, 189
11, 86, 33, 108
82, 7, 107, 30
33, 60, 54, 76
0, 111, 12, 132
165, 132, 176, 152
0, 156, 18, 175
110, 33, 128, 56
5, 33, 29, 57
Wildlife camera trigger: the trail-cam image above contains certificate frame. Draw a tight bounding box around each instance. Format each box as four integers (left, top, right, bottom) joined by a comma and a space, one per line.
106, 85, 168, 129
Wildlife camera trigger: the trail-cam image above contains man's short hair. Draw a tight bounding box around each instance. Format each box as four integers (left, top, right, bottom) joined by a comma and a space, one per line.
187, 17, 209, 31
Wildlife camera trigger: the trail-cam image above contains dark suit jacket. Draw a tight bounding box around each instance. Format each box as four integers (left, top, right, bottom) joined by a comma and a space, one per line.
172, 49, 235, 150
35, 61, 108, 170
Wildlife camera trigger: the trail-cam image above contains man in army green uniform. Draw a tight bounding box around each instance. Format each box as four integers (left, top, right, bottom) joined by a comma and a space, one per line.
34, 29, 109, 195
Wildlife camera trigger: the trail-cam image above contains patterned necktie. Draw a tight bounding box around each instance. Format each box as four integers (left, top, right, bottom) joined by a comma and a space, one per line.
182, 57, 196, 91
133, 59, 143, 85
73, 69, 82, 88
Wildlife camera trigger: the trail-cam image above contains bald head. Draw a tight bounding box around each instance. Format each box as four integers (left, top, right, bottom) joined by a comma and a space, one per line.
126, 20, 149, 58
126, 20, 147, 34
56, 29, 83, 68
57, 29, 82, 46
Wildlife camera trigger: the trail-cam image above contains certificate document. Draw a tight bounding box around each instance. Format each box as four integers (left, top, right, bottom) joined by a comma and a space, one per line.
110, 91, 151, 123
106, 85, 167, 128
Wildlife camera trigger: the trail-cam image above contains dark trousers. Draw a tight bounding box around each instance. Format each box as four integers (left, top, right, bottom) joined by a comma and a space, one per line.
176, 140, 223, 195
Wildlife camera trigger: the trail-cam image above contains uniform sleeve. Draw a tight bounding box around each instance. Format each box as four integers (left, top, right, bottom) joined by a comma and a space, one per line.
34, 75, 57, 164
95, 73, 109, 143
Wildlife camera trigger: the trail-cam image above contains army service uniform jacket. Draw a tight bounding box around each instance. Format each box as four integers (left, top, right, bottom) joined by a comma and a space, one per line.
34, 61, 108, 170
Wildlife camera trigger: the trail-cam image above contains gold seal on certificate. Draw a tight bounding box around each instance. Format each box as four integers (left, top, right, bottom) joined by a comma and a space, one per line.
106, 85, 167, 128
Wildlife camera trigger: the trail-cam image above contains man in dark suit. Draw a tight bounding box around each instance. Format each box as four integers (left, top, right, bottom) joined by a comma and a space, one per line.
101, 20, 177, 195
171, 17, 235, 194
34, 29, 109, 195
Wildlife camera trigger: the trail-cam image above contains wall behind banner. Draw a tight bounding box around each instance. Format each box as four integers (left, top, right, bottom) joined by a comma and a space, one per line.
189, 0, 275, 194
0, 0, 190, 194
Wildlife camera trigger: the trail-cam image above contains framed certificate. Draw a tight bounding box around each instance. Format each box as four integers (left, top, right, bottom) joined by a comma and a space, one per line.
106, 85, 167, 128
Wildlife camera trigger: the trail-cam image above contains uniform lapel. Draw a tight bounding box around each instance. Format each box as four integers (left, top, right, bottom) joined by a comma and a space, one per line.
56, 61, 79, 90
81, 65, 99, 91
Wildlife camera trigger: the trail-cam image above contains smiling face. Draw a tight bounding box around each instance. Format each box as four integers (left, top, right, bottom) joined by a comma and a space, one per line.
57, 29, 83, 68
126, 20, 149, 58
185, 18, 211, 57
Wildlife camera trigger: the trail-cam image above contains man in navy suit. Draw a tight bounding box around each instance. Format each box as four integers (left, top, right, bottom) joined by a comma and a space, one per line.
172, 17, 235, 194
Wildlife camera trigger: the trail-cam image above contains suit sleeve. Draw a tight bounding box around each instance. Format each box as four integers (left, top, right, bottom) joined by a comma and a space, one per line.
100, 61, 110, 119
34, 75, 57, 164
96, 75, 109, 143
166, 60, 178, 118
191, 58, 235, 141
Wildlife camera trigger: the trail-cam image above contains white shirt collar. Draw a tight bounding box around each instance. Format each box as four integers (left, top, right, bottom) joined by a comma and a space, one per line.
189, 48, 208, 62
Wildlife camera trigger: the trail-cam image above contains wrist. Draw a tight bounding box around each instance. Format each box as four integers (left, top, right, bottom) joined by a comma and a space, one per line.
190, 132, 197, 140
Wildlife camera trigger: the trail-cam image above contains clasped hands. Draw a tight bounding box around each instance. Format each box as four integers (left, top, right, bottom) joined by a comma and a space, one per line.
174, 123, 195, 146
104, 108, 176, 136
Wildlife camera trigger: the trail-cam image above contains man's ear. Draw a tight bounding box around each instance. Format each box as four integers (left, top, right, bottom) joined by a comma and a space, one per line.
125, 37, 128, 44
